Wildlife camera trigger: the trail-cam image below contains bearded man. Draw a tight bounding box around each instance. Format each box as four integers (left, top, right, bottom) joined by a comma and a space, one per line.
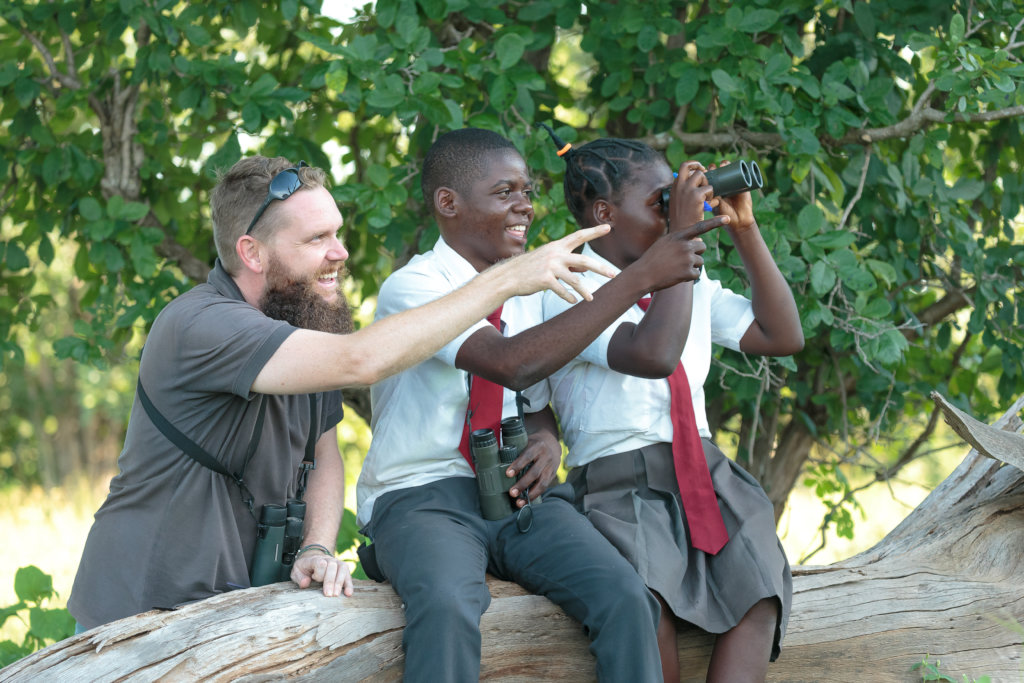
68, 155, 613, 631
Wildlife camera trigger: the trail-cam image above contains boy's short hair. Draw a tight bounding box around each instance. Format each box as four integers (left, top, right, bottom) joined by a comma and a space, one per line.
421, 128, 519, 212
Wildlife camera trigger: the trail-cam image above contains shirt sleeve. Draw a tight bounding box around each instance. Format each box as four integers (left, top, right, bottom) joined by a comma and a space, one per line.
375, 263, 490, 368
540, 284, 630, 371
705, 277, 755, 351
146, 292, 295, 401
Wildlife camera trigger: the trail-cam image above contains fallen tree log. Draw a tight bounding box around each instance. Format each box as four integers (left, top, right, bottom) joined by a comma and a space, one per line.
3, 394, 1022, 682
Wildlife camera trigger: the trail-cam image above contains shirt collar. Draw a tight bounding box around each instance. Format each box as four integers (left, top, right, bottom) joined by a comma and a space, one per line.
206, 258, 246, 302
432, 235, 484, 286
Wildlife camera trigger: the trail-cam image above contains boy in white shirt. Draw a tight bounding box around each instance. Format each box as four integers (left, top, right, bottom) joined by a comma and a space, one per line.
357, 128, 725, 681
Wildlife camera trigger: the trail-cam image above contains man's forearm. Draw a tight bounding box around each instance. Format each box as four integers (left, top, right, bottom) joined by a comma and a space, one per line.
253, 226, 614, 395
301, 430, 345, 552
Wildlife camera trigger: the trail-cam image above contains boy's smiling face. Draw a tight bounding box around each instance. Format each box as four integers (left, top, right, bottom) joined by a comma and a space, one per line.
442, 148, 535, 272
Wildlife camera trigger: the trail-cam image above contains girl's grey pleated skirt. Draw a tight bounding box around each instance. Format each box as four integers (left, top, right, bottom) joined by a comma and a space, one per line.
566, 438, 791, 661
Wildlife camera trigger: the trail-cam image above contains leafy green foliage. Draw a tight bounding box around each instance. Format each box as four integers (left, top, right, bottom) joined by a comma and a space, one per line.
913, 653, 993, 682
0, 566, 74, 666
335, 507, 369, 580
1, 0, 1021, 548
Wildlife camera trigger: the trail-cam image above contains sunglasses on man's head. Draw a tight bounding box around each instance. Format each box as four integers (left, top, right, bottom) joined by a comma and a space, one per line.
244, 160, 309, 236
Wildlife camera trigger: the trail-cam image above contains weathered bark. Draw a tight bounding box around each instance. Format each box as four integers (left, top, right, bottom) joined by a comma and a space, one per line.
4, 395, 1022, 682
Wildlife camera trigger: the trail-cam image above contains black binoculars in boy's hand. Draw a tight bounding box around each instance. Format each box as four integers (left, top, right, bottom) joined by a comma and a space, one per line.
661, 159, 765, 213
704, 160, 764, 198
471, 417, 533, 521
250, 498, 306, 586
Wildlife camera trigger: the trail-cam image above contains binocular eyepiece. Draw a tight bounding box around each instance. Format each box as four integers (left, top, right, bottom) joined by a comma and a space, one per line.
471, 417, 534, 522
250, 498, 306, 587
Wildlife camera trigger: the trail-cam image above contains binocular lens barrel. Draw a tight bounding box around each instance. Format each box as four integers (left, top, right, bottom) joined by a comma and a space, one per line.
749, 160, 763, 189
500, 417, 528, 454
703, 160, 765, 198
499, 444, 519, 466
279, 514, 305, 581
251, 503, 287, 587
286, 498, 306, 519
470, 428, 500, 469
471, 428, 516, 520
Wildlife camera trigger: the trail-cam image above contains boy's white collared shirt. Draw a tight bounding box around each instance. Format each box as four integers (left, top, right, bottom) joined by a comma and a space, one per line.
357, 236, 548, 527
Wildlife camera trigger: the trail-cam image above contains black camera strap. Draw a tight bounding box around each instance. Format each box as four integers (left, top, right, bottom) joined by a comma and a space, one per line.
136, 378, 319, 518
296, 393, 318, 500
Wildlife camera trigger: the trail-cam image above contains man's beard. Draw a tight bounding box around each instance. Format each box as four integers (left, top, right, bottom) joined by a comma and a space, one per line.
258, 257, 354, 335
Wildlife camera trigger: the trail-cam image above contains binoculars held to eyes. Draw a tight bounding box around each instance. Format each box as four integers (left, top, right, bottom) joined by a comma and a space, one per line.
704, 160, 764, 198
471, 417, 534, 522
661, 159, 765, 214
250, 498, 306, 587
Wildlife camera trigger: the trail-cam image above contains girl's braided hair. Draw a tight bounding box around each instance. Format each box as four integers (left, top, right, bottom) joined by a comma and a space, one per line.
537, 123, 662, 226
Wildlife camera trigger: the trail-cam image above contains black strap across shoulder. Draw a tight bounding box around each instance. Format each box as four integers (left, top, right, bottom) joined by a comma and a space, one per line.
136, 378, 319, 514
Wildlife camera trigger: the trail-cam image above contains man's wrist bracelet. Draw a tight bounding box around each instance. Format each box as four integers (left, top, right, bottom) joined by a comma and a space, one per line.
296, 543, 333, 559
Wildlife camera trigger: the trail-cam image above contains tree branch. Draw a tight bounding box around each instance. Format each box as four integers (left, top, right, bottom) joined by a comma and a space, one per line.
836, 144, 871, 233
641, 103, 1024, 152
19, 26, 81, 90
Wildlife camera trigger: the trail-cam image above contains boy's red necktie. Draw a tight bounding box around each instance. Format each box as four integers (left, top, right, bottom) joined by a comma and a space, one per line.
458, 307, 504, 470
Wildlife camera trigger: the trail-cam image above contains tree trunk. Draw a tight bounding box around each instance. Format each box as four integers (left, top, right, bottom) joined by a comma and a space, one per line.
4, 395, 1022, 683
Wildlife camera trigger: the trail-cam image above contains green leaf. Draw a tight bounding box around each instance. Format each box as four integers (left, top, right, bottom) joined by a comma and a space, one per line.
809, 231, 855, 249
249, 72, 279, 97
325, 63, 349, 92
129, 232, 158, 276
120, 202, 150, 222
14, 77, 40, 107
366, 86, 405, 110
207, 133, 242, 176
948, 177, 985, 201
675, 75, 699, 105
42, 149, 67, 185
789, 127, 822, 155
183, 23, 211, 46
488, 74, 514, 109
875, 328, 908, 365
637, 25, 659, 52
365, 164, 390, 188
737, 9, 779, 33
394, 12, 419, 47
796, 205, 825, 237
3, 243, 30, 271
495, 33, 527, 70
865, 259, 897, 287
79, 197, 103, 222
853, 3, 875, 38
106, 195, 126, 220
28, 606, 74, 643
810, 260, 836, 295
444, 99, 464, 128
517, 1, 552, 22
711, 69, 740, 95
297, 30, 347, 56
838, 263, 876, 292
281, 0, 299, 21
38, 235, 55, 266
950, 13, 965, 44
14, 566, 54, 603
860, 296, 891, 318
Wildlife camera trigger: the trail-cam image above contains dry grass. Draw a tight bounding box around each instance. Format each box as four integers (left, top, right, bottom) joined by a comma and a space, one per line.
0, 476, 109, 642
